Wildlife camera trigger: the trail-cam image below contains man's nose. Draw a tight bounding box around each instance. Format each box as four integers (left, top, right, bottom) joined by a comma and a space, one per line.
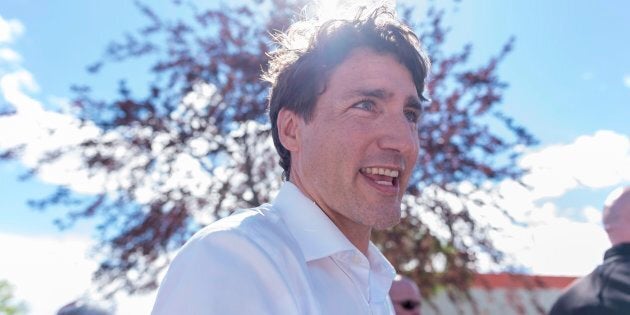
376, 113, 419, 154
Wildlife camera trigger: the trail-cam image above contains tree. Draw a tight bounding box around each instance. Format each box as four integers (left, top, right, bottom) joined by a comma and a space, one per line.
2, 0, 535, 299
0, 280, 28, 315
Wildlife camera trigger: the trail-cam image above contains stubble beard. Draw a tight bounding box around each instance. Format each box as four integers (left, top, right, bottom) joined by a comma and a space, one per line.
371, 204, 402, 230
342, 194, 402, 231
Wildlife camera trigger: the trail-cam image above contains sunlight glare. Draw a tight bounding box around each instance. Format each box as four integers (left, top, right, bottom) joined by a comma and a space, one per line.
312, 0, 397, 21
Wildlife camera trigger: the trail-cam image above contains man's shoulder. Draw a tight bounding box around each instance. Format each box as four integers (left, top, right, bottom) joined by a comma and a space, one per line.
551, 261, 630, 314
195, 204, 281, 234
601, 258, 630, 311
550, 270, 600, 314
183, 204, 298, 258
153, 205, 314, 315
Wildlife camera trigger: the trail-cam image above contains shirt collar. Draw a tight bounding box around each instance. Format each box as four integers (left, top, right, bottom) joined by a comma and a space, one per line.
604, 242, 630, 261
367, 242, 397, 302
273, 181, 397, 303
272, 181, 356, 261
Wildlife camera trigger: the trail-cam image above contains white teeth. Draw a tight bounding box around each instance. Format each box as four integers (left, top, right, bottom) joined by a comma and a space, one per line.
375, 180, 393, 186
362, 167, 399, 178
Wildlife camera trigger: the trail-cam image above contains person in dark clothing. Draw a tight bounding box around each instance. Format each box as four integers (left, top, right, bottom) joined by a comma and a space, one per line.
549, 186, 630, 315
57, 298, 111, 315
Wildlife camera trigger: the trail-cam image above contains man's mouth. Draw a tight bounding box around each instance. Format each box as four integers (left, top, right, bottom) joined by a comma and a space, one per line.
360, 167, 400, 188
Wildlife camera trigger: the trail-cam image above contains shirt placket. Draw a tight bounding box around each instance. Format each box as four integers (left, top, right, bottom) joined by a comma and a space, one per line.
331, 251, 372, 312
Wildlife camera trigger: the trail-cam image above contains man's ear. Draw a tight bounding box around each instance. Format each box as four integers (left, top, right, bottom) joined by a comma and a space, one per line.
277, 108, 301, 152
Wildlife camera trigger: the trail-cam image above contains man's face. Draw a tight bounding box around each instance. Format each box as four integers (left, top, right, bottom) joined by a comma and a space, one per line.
290, 47, 420, 232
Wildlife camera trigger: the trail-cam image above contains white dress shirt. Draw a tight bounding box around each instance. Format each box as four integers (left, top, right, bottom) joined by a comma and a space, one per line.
151, 182, 396, 315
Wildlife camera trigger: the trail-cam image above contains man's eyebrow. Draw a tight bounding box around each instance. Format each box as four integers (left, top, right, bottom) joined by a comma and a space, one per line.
405, 96, 423, 112
342, 88, 423, 111
342, 88, 390, 100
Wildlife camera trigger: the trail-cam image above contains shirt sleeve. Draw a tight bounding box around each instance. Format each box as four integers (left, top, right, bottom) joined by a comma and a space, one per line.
151, 229, 301, 315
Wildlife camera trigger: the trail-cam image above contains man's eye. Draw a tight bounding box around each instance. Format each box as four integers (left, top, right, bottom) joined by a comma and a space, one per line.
404, 108, 420, 123
352, 100, 375, 111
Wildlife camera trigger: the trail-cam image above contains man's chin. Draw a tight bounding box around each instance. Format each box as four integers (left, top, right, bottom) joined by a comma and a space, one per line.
371, 211, 401, 230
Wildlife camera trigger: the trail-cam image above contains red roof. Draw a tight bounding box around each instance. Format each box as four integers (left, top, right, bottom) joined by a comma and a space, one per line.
472, 273, 576, 290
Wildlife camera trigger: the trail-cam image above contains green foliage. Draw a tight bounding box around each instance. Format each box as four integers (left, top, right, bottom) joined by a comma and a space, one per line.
0, 280, 28, 315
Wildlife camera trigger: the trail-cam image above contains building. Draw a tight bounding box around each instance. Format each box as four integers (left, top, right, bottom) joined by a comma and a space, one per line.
423, 273, 576, 315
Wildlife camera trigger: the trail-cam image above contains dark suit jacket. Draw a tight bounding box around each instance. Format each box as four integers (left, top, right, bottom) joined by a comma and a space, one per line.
549, 243, 630, 315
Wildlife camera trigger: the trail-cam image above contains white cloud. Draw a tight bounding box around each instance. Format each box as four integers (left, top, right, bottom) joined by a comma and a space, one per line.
513, 214, 609, 276
582, 205, 601, 224
0, 70, 40, 113
460, 180, 603, 276
624, 74, 630, 89
0, 69, 107, 194
0, 60, 220, 199
470, 130, 630, 276
520, 130, 630, 199
0, 16, 117, 196
0, 232, 156, 315
47, 95, 73, 112
0, 233, 96, 314
0, 15, 24, 43
417, 177, 614, 277
0, 47, 21, 63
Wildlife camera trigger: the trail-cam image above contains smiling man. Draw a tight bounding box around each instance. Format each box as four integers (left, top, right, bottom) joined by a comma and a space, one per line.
152, 6, 430, 315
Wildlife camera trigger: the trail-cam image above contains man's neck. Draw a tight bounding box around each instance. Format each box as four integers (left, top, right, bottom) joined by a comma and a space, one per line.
322, 210, 372, 256
288, 178, 372, 256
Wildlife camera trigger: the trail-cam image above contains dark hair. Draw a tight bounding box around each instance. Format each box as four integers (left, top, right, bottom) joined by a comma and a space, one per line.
263, 6, 430, 180
57, 299, 110, 315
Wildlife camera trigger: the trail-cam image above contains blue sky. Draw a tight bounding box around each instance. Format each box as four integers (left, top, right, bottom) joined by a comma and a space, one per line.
0, 1, 629, 314
445, 0, 629, 144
